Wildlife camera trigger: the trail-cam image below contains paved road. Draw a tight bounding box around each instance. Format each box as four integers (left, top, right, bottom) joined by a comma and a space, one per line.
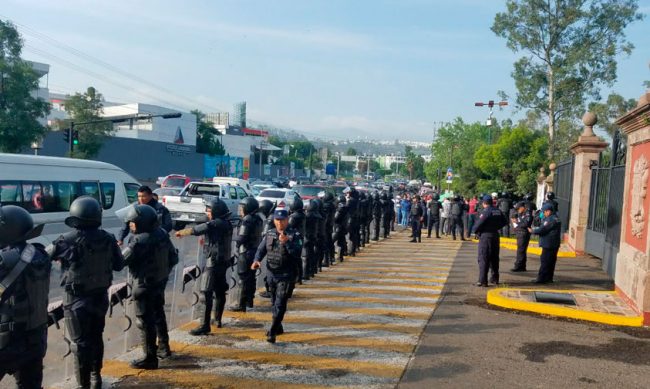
95, 230, 461, 388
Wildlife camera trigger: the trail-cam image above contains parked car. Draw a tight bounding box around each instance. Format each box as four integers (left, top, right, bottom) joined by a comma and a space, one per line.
255, 188, 300, 208
252, 183, 275, 196
159, 174, 192, 188
153, 187, 182, 197
163, 179, 252, 228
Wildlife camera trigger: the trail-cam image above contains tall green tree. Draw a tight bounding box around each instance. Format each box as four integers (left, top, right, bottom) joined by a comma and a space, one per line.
588, 92, 638, 137
193, 109, 225, 156
61, 87, 111, 159
492, 0, 643, 160
0, 20, 50, 153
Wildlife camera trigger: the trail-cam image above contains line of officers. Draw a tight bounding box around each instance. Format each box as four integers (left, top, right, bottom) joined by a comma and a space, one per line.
0, 185, 397, 389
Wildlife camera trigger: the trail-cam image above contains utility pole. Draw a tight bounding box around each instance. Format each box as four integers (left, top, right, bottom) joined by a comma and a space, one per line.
336, 152, 340, 179
474, 100, 508, 144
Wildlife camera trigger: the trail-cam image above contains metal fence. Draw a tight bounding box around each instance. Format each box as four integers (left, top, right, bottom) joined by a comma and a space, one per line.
554, 157, 574, 233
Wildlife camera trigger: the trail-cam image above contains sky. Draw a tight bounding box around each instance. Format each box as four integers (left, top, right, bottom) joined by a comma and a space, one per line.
3, 0, 649, 142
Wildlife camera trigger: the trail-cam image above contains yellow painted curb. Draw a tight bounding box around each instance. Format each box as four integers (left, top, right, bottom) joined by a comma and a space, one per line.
486, 288, 644, 327
470, 239, 576, 258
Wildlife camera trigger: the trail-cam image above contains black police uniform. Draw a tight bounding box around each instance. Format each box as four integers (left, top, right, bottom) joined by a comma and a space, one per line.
0, 206, 50, 389
314, 200, 327, 271
512, 207, 533, 271
123, 206, 178, 370
532, 213, 561, 283
288, 200, 306, 282
372, 193, 382, 241
473, 202, 508, 286
52, 229, 123, 388
333, 196, 349, 261
497, 195, 512, 237
364, 194, 373, 245
304, 202, 321, 277
233, 205, 263, 311
321, 195, 336, 265
253, 225, 302, 343
427, 197, 442, 238
347, 191, 360, 256
358, 193, 369, 248
381, 194, 392, 238
450, 198, 466, 241
409, 200, 424, 242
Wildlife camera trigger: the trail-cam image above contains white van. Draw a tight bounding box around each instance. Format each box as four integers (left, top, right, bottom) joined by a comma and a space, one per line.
0, 153, 140, 244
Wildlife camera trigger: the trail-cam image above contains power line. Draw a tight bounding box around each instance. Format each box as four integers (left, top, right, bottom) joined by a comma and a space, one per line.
3, 16, 222, 113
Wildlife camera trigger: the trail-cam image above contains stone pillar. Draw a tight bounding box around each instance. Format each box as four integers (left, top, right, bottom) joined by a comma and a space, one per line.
614, 92, 650, 325
567, 113, 609, 253
536, 166, 548, 210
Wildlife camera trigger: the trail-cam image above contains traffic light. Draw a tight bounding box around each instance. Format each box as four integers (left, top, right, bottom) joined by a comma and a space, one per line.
63, 128, 71, 144
72, 130, 79, 146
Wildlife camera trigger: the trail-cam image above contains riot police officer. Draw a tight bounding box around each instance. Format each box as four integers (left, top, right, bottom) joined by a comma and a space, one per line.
427, 193, 442, 238
409, 195, 424, 243
497, 193, 512, 237
364, 192, 373, 245
372, 192, 382, 241
0, 206, 50, 388
251, 207, 303, 343
312, 198, 327, 271
122, 204, 178, 370
333, 195, 349, 262
231, 197, 263, 312
117, 185, 173, 359
450, 195, 466, 241
257, 199, 275, 299
321, 193, 336, 266
288, 199, 306, 280
511, 201, 533, 272
346, 188, 360, 256
304, 200, 321, 277
381, 192, 392, 238
49, 197, 124, 388
358, 192, 369, 248
176, 199, 233, 334
473, 195, 508, 287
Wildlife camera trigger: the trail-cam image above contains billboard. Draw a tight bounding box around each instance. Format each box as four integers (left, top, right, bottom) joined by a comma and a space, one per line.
204, 155, 245, 178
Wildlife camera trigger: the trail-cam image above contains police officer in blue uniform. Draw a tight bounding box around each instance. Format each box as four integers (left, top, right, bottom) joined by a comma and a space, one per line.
49, 197, 124, 389
252, 207, 303, 343
473, 195, 508, 287
0, 205, 50, 389
122, 205, 178, 370
176, 199, 233, 334
231, 197, 263, 312
511, 201, 533, 272
529, 203, 562, 284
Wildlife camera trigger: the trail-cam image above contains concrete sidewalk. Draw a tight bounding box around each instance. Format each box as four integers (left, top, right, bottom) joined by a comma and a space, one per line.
399, 239, 650, 388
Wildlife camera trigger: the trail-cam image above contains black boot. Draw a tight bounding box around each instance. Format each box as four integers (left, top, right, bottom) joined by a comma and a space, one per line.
74, 356, 91, 389
131, 329, 158, 370
190, 307, 212, 336
90, 358, 102, 389
156, 321, 172, 359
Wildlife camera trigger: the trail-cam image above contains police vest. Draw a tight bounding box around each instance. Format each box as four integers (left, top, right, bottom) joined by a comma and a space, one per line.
0, 245, 50, 349
65, 231, 114, 294
204, 219, 233, 267
451, 203, 463, 217
130, 231, 175, 286
265, 231, 291, 272
238, 214, 263, 253
288, 211, 306, 237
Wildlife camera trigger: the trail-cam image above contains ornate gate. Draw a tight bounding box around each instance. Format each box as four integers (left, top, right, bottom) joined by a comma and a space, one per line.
554, 157, 574, 233
585, 130, 627, 277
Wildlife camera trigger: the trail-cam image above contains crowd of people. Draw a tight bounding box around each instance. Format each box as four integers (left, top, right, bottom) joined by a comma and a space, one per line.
392, 189, 562, 287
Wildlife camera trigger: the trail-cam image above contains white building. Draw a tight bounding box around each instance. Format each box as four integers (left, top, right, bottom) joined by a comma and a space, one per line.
104, 104, 197, 146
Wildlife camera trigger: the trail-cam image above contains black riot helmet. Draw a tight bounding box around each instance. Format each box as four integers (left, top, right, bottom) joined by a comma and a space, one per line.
349, 188, 359, 199
290, 198, 304, 212
380, 192, 388, 201
206, 198, 230, 219
359, 191, 366, 200
65, 196, 102, 229
125, 204, 158, 233
239, 197, 259, 216
546, 191, 555, 200
433, 193, 440, 201
323, 192, 335, 203
258, 199, 274, 218
524, 193, 533, 201
309, 198, 322, 212
0, 205, 41, 245
373, 192, 380, 201
337, 194, 347, 204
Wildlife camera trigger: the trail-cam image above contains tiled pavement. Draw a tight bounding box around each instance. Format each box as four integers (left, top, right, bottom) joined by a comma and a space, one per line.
96, 231, 461, 388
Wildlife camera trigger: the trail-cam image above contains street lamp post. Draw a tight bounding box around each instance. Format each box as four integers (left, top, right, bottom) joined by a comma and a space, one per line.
336, 152, 340, 179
